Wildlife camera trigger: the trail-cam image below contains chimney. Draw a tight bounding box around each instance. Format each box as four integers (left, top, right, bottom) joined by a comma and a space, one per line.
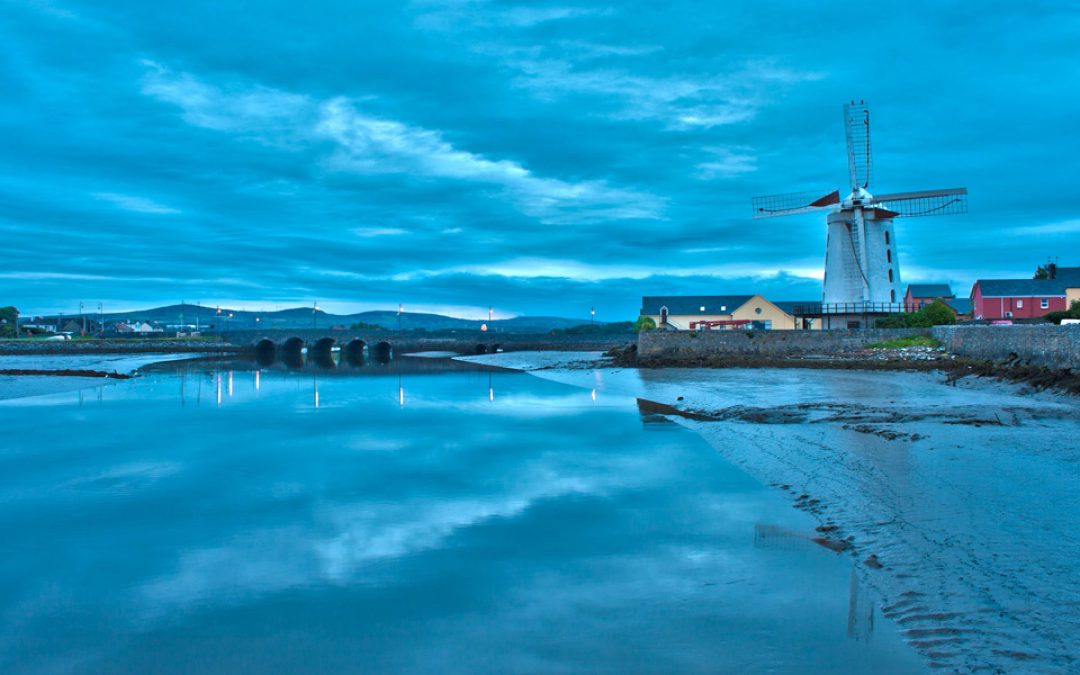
1048, 263, 1058, 280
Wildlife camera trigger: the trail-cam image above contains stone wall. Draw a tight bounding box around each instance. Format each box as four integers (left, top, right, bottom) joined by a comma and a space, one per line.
637, 328, 928, 363
932, 325, 1080, 368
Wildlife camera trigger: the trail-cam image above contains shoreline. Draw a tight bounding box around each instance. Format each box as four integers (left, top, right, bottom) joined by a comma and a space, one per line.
459, 350, 1080, 672
605, 344, 1080, 395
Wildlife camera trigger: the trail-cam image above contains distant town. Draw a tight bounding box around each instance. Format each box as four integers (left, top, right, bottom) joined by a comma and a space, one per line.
3, 261, 1077, 342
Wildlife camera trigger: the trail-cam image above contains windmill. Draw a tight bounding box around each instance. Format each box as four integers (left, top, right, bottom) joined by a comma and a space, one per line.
752, 101, 967, 309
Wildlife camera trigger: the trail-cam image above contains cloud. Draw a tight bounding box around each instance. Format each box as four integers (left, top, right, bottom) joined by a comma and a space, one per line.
352, 227, 409, 237
93, 192, 180, 214
140, 62, 662, 224
696, 147, 757, 179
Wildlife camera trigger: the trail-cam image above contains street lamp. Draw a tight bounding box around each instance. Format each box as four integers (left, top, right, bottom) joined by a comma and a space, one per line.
590, 306, 596, 325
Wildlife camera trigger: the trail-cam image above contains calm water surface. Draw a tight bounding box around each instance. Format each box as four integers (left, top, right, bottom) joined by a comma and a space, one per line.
0, 361, 922, 673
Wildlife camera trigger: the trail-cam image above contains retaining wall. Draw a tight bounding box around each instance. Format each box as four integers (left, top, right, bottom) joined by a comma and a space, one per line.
637, 328, 929, 363
932, 325, 1080, 369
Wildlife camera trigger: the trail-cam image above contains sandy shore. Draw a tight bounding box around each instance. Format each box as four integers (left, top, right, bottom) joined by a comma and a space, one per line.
0, 353, 206, 401
460, 351, 1080, 673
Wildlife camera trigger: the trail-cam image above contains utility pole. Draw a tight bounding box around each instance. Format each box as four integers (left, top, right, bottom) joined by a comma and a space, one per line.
398, 303, 403, 331
98, 302, 103, 336
80, 302, 86, 336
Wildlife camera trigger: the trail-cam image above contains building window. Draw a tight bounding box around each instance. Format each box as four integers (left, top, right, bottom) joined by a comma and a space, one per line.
888, 269, 894, 282
890, 289, 896, 303
720, 305, 727, 312
884, 231, 890, 245
886, 249, 892, 263
1017, 299, 1024, 309
1041, 298, 1049, 309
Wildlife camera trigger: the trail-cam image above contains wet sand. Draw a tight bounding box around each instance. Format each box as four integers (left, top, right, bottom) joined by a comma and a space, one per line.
462, 351, 1080, 673
0, 354, 206, 401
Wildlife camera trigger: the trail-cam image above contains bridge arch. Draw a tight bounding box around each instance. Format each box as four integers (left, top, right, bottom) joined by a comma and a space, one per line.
344, 339, 366, 366
312, 337, 336, 368
254, 338, 276, 366
371, 341, 393, 363
282, 336, 305, 368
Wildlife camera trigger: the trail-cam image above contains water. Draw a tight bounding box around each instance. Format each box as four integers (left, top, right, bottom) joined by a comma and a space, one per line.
0, 360, 922, 674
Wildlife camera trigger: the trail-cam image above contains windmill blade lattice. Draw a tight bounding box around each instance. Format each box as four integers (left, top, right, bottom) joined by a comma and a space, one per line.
874, 188, 968, 217
844, 101, 872, 190
752, 190, 840, 219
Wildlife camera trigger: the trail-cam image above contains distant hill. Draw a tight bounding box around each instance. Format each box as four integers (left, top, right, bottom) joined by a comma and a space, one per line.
26, 304, 620, 334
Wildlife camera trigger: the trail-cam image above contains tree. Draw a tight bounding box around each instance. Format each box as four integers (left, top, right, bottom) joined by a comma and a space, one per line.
634, 315, 657, 332
1034, 265, 1050, 280
876, 300, 955, 328
0, 306, 19, 338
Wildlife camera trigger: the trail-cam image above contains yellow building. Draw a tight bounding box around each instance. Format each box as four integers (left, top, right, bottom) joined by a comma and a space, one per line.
640, 295, 819, 331
1068, 287, 1080, 308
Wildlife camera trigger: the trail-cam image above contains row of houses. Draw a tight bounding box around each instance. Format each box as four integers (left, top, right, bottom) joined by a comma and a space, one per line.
643, 264, 1080, 330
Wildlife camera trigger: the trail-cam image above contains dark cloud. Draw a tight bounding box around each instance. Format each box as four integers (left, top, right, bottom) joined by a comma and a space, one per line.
2, 0, 1078, 317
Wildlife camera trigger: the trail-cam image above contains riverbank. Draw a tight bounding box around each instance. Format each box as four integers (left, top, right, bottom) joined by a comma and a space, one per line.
459, 351, 1080, 672
0, 338, 240, 355
607, 343, 1080, 395
0, 353, 207, 401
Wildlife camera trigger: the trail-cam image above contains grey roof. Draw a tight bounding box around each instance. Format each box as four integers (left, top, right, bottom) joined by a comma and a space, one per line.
974, 278, 1068, 297
640, 295, 753, 316
772, 300, 819, 315
1051, 266, 1080, 286
944, 297, 972, 314
906, 283, 954, 299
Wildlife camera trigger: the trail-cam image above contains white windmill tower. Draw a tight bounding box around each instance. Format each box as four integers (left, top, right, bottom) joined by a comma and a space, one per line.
753, 101, 967, 313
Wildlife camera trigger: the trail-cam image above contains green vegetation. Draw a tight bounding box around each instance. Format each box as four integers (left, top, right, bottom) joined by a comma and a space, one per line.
634, 316, 656, 332
868, 335, 942, 349
1034, 264, 1051, 279
350, 321, 384, 331
0, 306, 19, 338
551, 321, 635, 335
1045, 300, 1080, 325
876, 300, 956, 328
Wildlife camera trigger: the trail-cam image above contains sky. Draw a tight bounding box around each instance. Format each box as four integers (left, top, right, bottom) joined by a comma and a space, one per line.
3, 0, 1079, 319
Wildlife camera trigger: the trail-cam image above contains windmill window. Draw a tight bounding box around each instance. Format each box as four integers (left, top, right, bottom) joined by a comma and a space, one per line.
888, 269, 894, 282
886, 249, 892, 263
884, 231, 890, 245
891, 289, 896, 302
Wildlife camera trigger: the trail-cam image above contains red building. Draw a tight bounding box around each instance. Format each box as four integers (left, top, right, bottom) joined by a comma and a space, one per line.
971, 279, 1067, 320
904, 283, 954, 309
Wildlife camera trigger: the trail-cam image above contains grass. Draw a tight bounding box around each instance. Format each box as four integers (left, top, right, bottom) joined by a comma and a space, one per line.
868, 336, 942, 349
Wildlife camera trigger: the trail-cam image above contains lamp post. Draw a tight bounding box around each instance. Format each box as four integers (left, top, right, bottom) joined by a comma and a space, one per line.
590, 306, 595, 325
80, 302, 86, 336
398, 303, 403, 331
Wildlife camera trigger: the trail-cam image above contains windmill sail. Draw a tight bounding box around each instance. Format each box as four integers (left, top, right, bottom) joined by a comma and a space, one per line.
874, 188, 968, 217
752, 190, 840, 218
844, 101, 872, 190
